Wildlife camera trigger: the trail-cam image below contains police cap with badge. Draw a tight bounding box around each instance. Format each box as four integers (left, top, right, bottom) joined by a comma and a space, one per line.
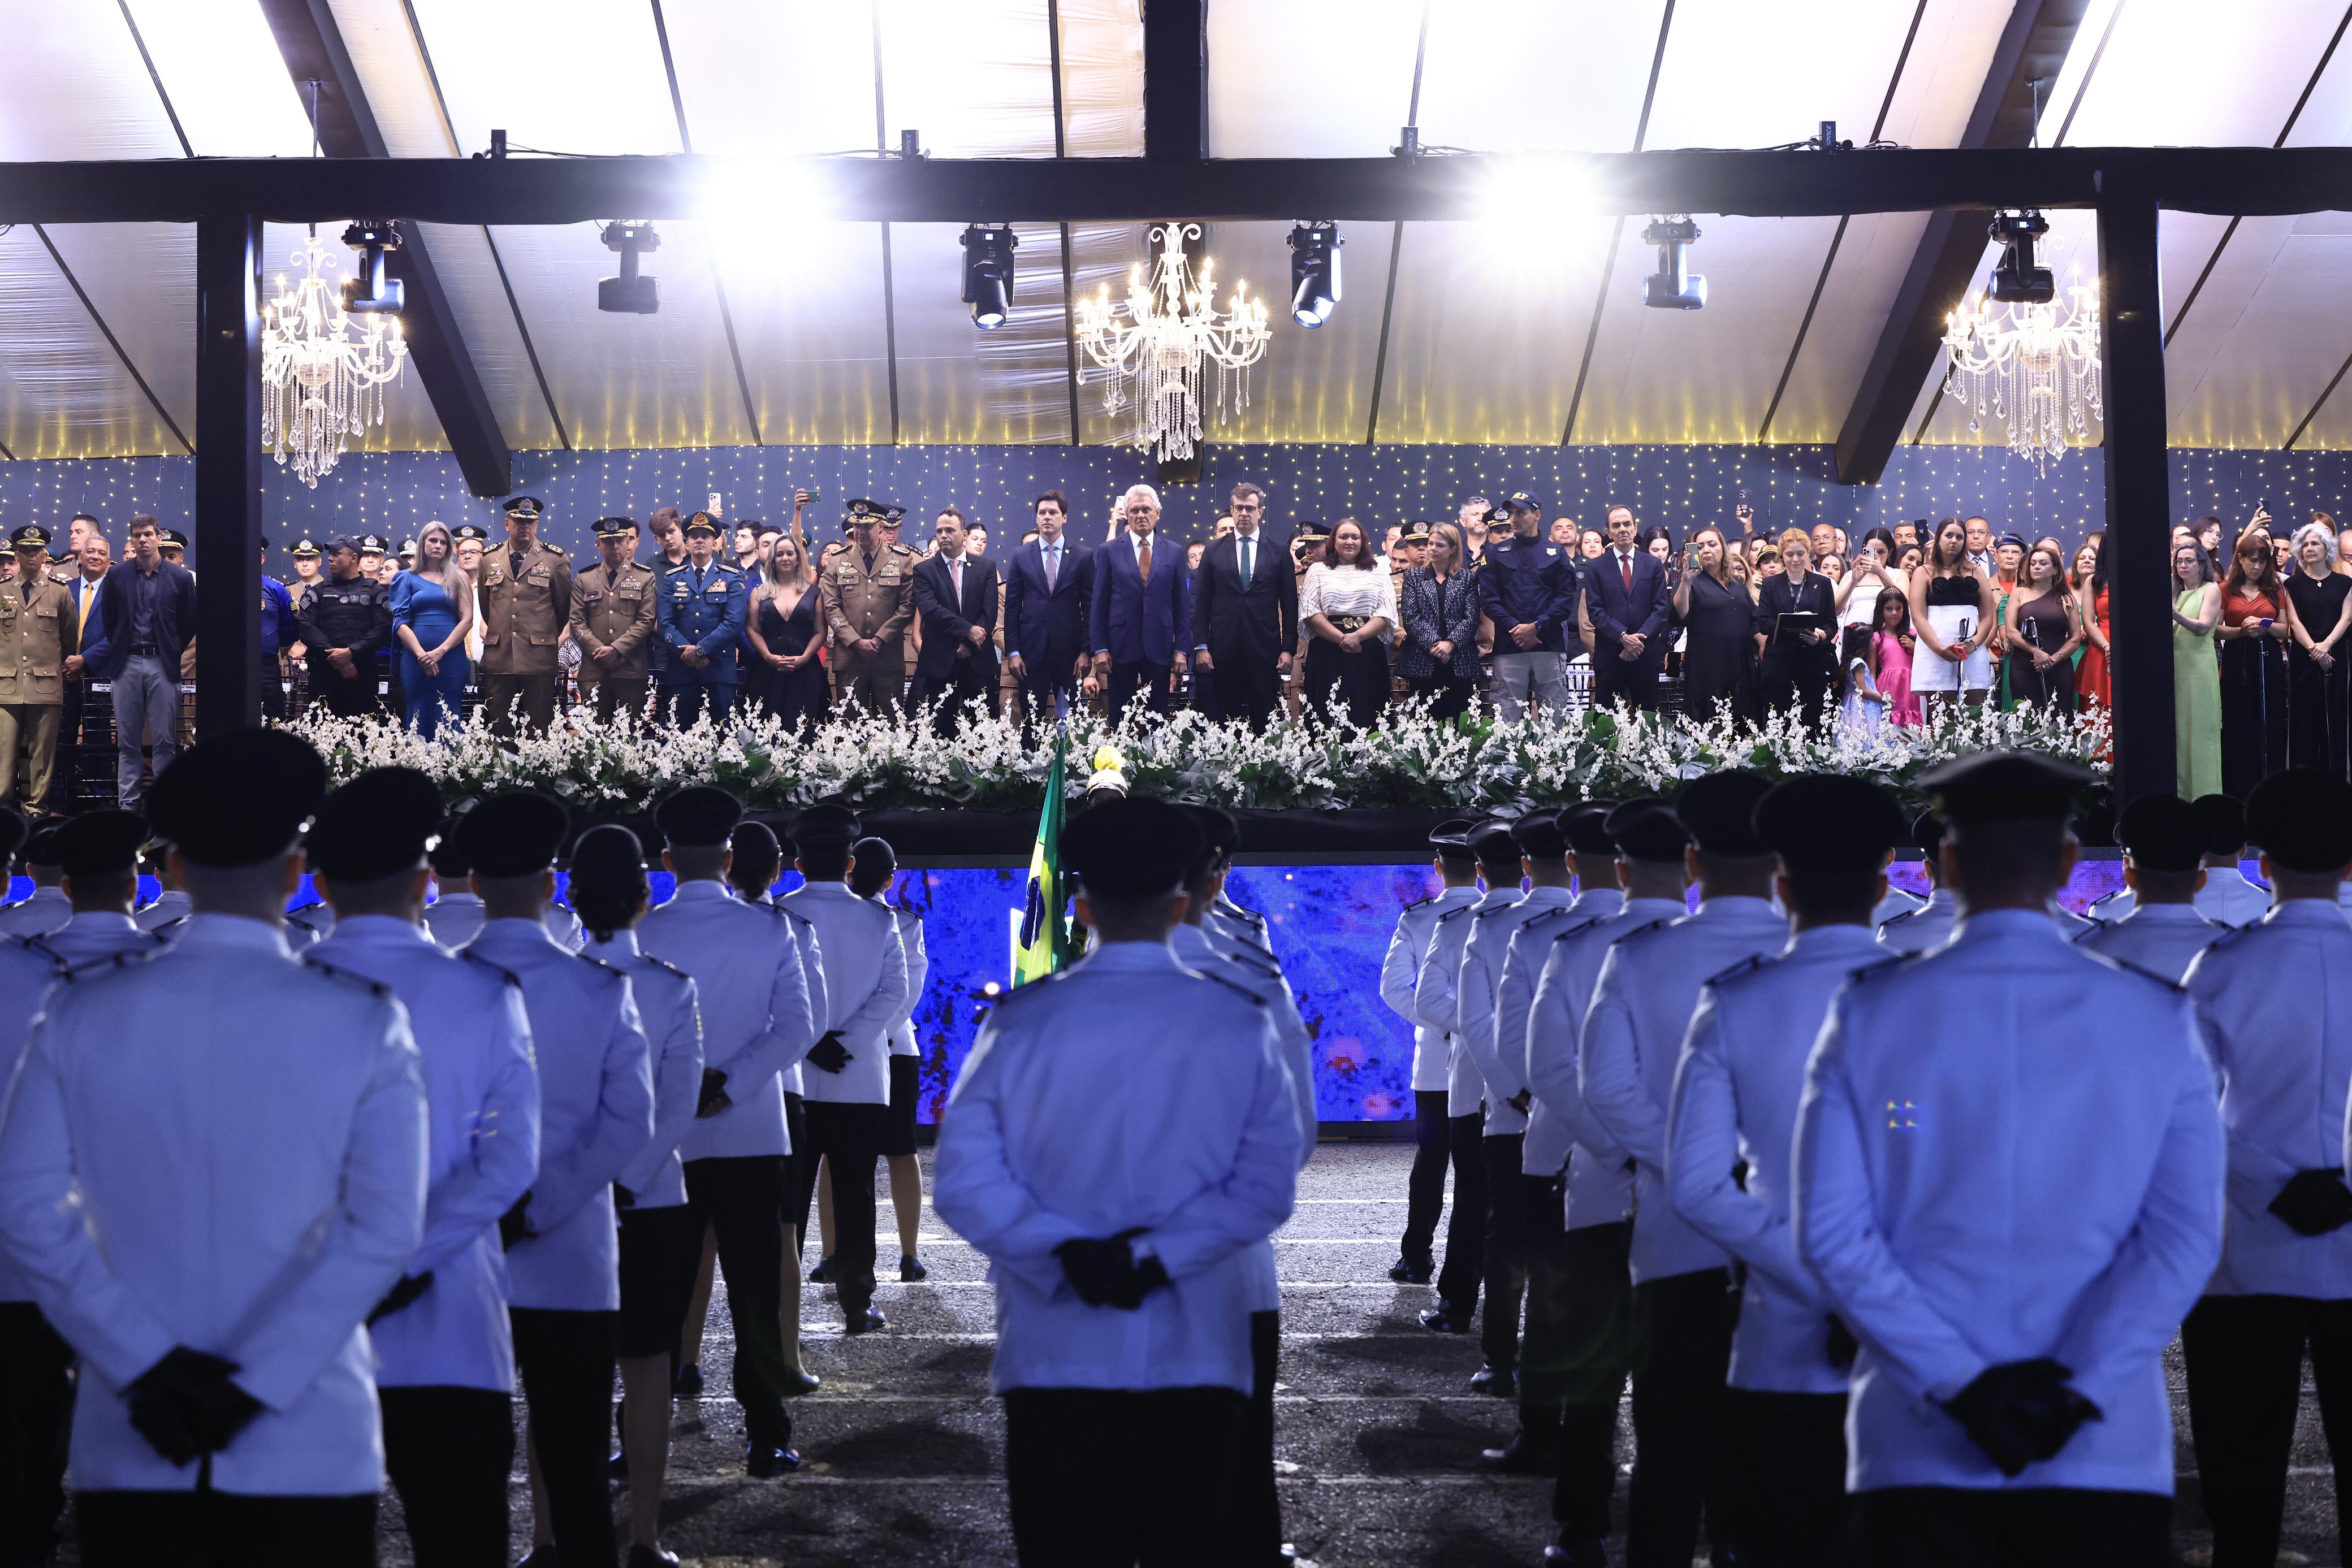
148, 729, 330, 867
683, 510, 723, 539
11, 524, 52, 553
844, 498, 906, 536
2113, 794, 2205, 874
1062, 796, 1200, 902
308, 766, 444, 882
52, 809, 148, 880
452, 524, 489, 545
1754, 774, 1909, 872
289, 536, 323, 560
504, 497, 546, 523
453, 790, 570, 878
595, 517, 635, 542
2246, 768, 2352, 872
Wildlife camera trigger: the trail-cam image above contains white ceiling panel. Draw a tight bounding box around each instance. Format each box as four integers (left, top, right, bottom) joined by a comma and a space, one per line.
2244, 213, 2352, 452
0, 224, 182, 458
894, 222, 1069, 444
1416, 1, 1670, 155
0, 0, 181, 161
1207, 1, 1421, 159
723, 220, 889, 445
118, 0, 314, 156
404, 0, 680, 157
327, 0, 464, 157
404, 221, 563, 451
37, 222, 194, 445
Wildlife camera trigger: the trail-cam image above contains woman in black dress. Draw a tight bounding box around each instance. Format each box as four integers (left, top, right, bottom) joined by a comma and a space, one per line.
1672, 525, 1751, 724
2000, 539, 2082, 712
1752, 529, 1840, 729
2284, 521, 2352, 780
743, 533, 829, 732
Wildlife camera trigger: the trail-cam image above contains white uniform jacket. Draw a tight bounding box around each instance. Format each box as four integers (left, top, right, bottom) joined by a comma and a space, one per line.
778, 880, 909, 1108
1210, 893, 1274, 955
639, 880, 818, 1162
586, 931, 704, 1212
1583, 896, 1787, 1284
1871, 884, 1926, 929
1416, 890, 1518, 1117
0, 937, 66, 1305
2197, 865, 2273, 928
0, 887, 70, 938
1454, 886, 1579, 1137
463, 919, 653, 1313
311, 916, 539, 1393
2073, 902, 2221, 985
1494, 890, 1621, 1145
885, 902, 928, 1058
1382, 887, 1478, 1092
131, 889, 190, 933
933, 941, 1300, 1396
1793, 908, 2225, 1495
2188, 902, 2352, 1298
421, 889, 583, 952
1527, 896, 1681, 1223
29, 911, 167, 970
0, 914, 426, 1495
1668, 924, 1885, 1393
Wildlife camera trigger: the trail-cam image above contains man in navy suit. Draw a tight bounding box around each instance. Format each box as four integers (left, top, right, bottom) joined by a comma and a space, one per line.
1086, 484, 1190, 721
1001, 491, 1095, 725
1585, 504, 1671, 712
909, 506, 1001, 732
1188, 480, 1296, 731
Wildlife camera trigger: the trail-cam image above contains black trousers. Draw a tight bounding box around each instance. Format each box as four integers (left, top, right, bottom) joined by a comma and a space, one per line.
1717, 1387, 1847, 1568
510, 1307, 617, 1568
78, 1490, 375, 1568
1302, 640, 1388, 730
1220, 1310, 1284, 1567
1107, 660, 1173, 721
917, 664, 998, 733
1592, 640, 1661, 711
380, 1385, 514, 1568
1541, 1220, 1635, 1543
0, 1302, 72, 1568
1003, 1386, 1247, 1567
1854, 1487, 2169, 1568
310, 662, 379, 718
1410, 672, 1476, 720
2182, 1292, 2352, 1568
1763, 646, 1837, 731
1628, 1266, 1738, 1568
1481, 1133, 1538, 1371
798, 1101, 888, 1317
681, 1155, 793, 1449
1433, 1111, 1489, 1314
1208, 647, 1283, 731
1014, 669, 1079, 731
589, 675, 650, 725
1400, 1089, 1452, 1265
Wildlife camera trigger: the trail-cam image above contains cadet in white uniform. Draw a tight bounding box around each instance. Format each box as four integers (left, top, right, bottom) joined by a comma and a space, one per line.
306, 768, 541, 1568
1210, 885, 1275, 955
457, 792, 655, 1568
780, 805, 910, 1333
638, 787, 819, 1472
852, 836, 932, 1281
0, 729, 427, 1567
1581, 770, 1788, 1568
2073, 795, 2221, 984
32, 811, 168, 970
570, 825, 706, 1568
1455, 813, 1581, 1401
2181, 769, 2352, 1568
1872, 873, 1927, 930
0, 824, 68, 938
1380, 821, 1481, 1284
1794, 752, 2225, 1566
1877, 812, 1958, 954
129, 843, 189, 934
934, 797, 1300, 1566
2191, 792, 2273, 929
422, 826, 586, 951
1665, 774, 1909, 1565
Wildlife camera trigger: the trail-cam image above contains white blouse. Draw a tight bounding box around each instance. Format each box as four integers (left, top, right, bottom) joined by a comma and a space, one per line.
1300, 561, 1398, 630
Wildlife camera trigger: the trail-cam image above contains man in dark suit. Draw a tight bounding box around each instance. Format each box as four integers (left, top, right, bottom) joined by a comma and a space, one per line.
1001, 491, 1094, 726
1584, 504, 1671, 712
1086, 484, 1190, 721
1188, 480, 1296, 731
909, 506, 1001, 733
91, 516, 198, 812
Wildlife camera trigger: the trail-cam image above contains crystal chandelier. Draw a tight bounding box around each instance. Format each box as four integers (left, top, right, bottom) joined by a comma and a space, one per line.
1075, 223, 1270, 462
262, 231, 407, 488
1940, 214, 2103, 473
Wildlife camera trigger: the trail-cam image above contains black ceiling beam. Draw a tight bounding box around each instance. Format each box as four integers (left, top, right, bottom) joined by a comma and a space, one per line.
1143, 0, 1207, 163
258, 0, 513, 497
1832, 0, 2092, 486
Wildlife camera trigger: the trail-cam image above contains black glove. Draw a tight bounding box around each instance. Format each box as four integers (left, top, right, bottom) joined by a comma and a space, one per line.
126, 1347, 262, 1465
1055, 1227, 1161, 1309
499, 1197, 533, 1251
613, 1181, 637, 1209
805, 1032, 852, 1076
1826, 1316, 1858, 1373
1941, 1359, 2102, 1477
695, 1068, 732, 1117
2271, 1168, 2352, 1237
367, 1272, 435, 1326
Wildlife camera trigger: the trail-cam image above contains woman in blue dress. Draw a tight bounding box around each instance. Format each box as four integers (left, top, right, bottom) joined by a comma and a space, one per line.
389, 520, 474, 737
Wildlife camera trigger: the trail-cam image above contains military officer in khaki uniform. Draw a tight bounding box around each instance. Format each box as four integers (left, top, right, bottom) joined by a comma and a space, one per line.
819, 498, 916, 714
0, 525, 76, 811
569, 516, 658, 722
477, 495, 574, 733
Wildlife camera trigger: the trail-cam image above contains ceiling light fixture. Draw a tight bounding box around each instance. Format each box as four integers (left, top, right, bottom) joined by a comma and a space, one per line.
1075, 222, 1269, 463
1287, 221, 1342, 327
1640, 216, 1706, 310
1942, 211, 2101, 471
599, 221, 661, 315
961, 224, 1018, 330
262, 231, 408, 488
338, 221, 404, 313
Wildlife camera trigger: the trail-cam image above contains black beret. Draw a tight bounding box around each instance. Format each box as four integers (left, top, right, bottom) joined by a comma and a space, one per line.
53, 809, 147, 878
426, 817, 471, 878
2114, 795, 2206, 874
567, 825, 650, 895
1912, 809, 1945, 856
2191, 794, 2247, 856
1429, 817, 1477, 859
1178, 804, 1240, 859
786, 803, 860, 850
849, 834, 897, 875
729, 820, 781, 870
655, 785, 745, 849
308, 767, 444, 882
1469, 820, 1524, 867
20, 822, 63, 868
1755, 776, 1908, 871
0, 804, 24, 865
1559, 801, 1619, 856
1063, 796, 1200, 900
452, 791, 569, 878
1508, 809, 1570, 857
148, 729, 328, 868
1676, 770, 1773, 857
1605, 798, 1689, 863
2246, 769, 2352, 872
1916, 751, 2094, 826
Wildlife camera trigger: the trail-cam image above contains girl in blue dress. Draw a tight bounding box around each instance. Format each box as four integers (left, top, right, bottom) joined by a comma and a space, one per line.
389, 520, 475, 737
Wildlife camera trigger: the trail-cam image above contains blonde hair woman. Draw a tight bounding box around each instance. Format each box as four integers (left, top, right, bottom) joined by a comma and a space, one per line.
2285, 521, 2352, 776
388, 519, 473, 737
745, 531, 827, 733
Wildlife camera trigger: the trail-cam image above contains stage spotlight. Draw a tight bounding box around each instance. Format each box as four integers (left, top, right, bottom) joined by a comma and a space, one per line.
960, 224, 1018, 330
1987, 209, 2055, 304
339, 221, 405, 314
1640, 215, 1706, 310
599, 221, 662, 315
1287, 221, 1343, 327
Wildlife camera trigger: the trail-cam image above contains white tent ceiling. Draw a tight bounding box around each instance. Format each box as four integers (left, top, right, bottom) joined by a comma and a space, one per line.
0, 0, 2348, 462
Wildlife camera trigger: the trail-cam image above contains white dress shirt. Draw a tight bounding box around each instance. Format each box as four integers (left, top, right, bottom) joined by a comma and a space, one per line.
1383, 887, 1480, 1092
1668, 923, 1884, 1393
933, 941, 1300, 1395
1416, 890, 1519, 1117
1526, 896, 1682, 1221
1795, 908, 2223, 1495
639, 879, 818, 1161
0, 887, 71, 938
0, 913, 426, 1495
2074, 901, 2221, 985
1454, 885, 1580, 1137
29, 910, 166, 971
131, 889, 189, 934
1582, 895, 1788, 1283
2187, 901, 2352, 1299
586, 930, 704, 1211
462, 919, 653, 1313
778, 880, 910, 1107
885, 902, 928, 1058
311, 915, 539, 1393
1298, 561, 1399, 628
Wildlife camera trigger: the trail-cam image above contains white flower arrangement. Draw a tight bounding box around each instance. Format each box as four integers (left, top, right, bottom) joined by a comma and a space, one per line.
281, 696, 2111, 816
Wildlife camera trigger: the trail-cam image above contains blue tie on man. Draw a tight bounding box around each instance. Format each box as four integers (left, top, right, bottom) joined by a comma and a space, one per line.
1003, 492, 1096, 726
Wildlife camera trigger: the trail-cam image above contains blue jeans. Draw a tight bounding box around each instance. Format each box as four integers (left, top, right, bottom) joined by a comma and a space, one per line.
397, 646, 469, 738
111, 653, 179, 812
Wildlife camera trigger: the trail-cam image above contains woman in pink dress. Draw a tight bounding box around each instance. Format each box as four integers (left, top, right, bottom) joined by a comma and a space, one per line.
1872, 586, 1922, 727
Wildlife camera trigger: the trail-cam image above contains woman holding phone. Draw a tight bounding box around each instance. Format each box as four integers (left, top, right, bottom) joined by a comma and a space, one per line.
2217, 524, 2290, 795
1906, 517, 1997, 716
1674, 525, 1751, 724
2001, 539, 2083, 713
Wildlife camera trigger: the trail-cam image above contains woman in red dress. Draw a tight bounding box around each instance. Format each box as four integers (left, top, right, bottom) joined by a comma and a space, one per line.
2074, 530, 2112, 711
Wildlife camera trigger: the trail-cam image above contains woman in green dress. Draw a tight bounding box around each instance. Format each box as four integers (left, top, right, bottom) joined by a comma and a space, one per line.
2172, 538, 2224, 797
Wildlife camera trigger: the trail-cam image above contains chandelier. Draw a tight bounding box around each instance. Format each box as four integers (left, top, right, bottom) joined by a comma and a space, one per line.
1941, 255, 2103, 473
1075, 223, 1269, 462
262, 231, 407, 488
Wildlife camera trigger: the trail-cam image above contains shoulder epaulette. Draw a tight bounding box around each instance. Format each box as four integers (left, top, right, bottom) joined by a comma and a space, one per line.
62, 949, 146, 980
888, 542, 916, 556
157, 915, 188, 934
1703, 952, 1770, 988
1552, 913, 1611, 943
1400, 894, 1435, 913
985, 970, 1070, 1012
1847, 951, 1923, 986
1183, 965, 1267, 1008
2069, 921, 2103, 945
772, 902, 815, 928
576, 953, 629, 984
638, 952, 690, 981
1877, 906, 1919, 930
24, 935, 63, 966
2199, 922, 2259, 958
301, 954, 392, 998
2085, 951, 2189, 993
1519, 905, 1580, 935
1434, 904, 1475, 925
459, 948, 523, 988
1221, 942, 1279, 976
1472, 902, 1523, 921
1609, 915, 1677, 948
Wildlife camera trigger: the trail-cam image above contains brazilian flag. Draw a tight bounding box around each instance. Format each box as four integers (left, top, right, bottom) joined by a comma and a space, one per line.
1012, 730, 1070, 986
